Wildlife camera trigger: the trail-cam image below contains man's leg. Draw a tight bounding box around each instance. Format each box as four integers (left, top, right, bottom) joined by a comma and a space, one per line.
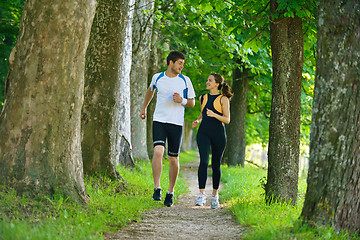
152, 145, 165, 188
163, 123, 182, 207
166, 123, 182, 193
152, 121, 166, 201
167, 156, 179, 192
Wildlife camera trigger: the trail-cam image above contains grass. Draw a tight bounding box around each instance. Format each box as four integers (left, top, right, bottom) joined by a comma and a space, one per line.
0, 150, 359, 239
179, 150, 199, 164
0, 154, 189, 240
220, 164, 360, 240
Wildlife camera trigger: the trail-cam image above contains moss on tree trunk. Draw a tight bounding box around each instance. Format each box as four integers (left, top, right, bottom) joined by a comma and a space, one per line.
301, 0, 360, 233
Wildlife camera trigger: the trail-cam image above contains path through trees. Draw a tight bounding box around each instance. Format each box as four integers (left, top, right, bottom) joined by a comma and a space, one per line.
106, 161, 245, 239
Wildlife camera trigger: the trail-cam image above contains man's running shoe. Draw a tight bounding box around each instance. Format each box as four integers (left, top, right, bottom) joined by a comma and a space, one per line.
195, 193, 206, 206
164, 192, 174, 207
211, 195, 219, 209
152, 187, 161, 201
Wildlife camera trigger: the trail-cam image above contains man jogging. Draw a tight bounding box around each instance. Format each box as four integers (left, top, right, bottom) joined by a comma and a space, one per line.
140, 50, 195, 207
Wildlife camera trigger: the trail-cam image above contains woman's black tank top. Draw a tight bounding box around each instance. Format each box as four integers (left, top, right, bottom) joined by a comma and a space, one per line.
199, 94, 224, 130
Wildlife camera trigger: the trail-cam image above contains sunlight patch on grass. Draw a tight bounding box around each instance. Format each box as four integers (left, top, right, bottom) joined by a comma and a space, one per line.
221, 164, 360, 240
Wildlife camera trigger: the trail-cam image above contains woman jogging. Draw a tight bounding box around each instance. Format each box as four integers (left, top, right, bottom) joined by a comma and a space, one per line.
192, 73, 233, 209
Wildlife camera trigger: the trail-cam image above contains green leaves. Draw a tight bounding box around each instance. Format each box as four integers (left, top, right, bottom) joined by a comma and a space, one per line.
198, 2, 213, 14
271, 0, 317, 20
0, 0, 25, 106
154, 0, 316, 147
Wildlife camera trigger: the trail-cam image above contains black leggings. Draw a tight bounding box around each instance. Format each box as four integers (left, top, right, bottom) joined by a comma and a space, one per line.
196, 126, 226, 190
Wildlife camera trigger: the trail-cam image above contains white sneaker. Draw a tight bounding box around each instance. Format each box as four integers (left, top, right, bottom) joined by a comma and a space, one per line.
195, 193, 206, 206
211, 195, 219, 209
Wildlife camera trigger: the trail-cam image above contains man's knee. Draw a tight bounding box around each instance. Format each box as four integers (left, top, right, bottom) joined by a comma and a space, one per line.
168, 156, 179, 165
153, 145, 164, 159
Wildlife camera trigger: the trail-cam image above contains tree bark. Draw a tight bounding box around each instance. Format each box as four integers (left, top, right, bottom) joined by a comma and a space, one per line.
0, 0, 96, 204
118, 0, 135, 167
81, 0, 133, 179
265, 0, 304, 205
130, 0, 155, 160
301, 0, 360, 233
146, 32, 163, 160
181, 121, 193, 152
225, 62, 250, 167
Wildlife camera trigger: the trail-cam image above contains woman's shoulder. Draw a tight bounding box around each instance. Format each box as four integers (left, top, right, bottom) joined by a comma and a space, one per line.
220, 95, 230, 104
221, 94, 230, 99
199, 93, 208, 99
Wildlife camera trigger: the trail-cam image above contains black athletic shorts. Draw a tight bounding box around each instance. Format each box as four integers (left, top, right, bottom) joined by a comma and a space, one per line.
153, 121, 183, 157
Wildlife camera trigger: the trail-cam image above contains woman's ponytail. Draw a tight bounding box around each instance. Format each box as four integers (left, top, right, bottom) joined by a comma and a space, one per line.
210, 72, 233, 100
221, 82, 233, 100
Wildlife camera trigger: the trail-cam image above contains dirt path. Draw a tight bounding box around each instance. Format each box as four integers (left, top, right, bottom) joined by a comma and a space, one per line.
106, 161, 245, 239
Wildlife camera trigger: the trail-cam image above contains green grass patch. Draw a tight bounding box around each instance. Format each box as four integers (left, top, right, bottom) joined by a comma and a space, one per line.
221, 164, 360, 240
179, 150, 199, 165
0, 158, 187, 240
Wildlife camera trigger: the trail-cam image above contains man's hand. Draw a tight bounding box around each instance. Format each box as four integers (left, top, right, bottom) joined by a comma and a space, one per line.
140, 109, 146, 119
173, 92, 183, 103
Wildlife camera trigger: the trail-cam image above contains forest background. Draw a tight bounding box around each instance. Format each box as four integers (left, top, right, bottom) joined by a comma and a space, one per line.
0, 0, 315, 155
1, 0, 360, 238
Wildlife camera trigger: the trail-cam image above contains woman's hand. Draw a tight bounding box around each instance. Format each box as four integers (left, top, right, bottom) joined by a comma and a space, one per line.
206, 108, 216, 118
192, 120, 200, 128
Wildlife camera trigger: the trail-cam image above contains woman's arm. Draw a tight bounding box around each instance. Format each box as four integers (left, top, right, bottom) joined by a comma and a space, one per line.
192, 96, 203, 128
206, 96, 230, 124
192, 113, 202, 128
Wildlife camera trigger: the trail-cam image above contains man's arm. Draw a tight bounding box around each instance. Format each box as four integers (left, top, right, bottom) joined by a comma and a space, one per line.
172, 93, 195, 108
140, 87, 155, 119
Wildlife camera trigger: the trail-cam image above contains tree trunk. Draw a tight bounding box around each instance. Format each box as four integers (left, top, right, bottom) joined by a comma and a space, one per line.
130, 0, 155, 160
146, 32, 162, 160
0, 0, 96, 204
81, 0, 133, 179
301, 0, 360, 233
181, 121, 193, 152
265, 0, 304, 205
118, 0, 135, 167
225, 62, 250, 167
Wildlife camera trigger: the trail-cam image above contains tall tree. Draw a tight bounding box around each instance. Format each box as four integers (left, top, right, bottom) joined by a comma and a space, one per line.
130, 0, 155, 160
265, 0, 304, 204
146, 32, 162, 160
226, 61, 252, 166
82, 0, 133, 179
0, 0, 96, 203
301, 0, 360, 233
118, 0, 136, 166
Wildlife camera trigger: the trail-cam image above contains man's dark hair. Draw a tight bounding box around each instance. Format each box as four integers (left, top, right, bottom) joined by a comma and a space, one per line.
166, 51, 185, 65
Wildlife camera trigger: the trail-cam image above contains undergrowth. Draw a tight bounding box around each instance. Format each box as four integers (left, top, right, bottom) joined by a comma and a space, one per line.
221, 164, 360, 240
0, 150, 359, 239
0, 152, 190, 240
